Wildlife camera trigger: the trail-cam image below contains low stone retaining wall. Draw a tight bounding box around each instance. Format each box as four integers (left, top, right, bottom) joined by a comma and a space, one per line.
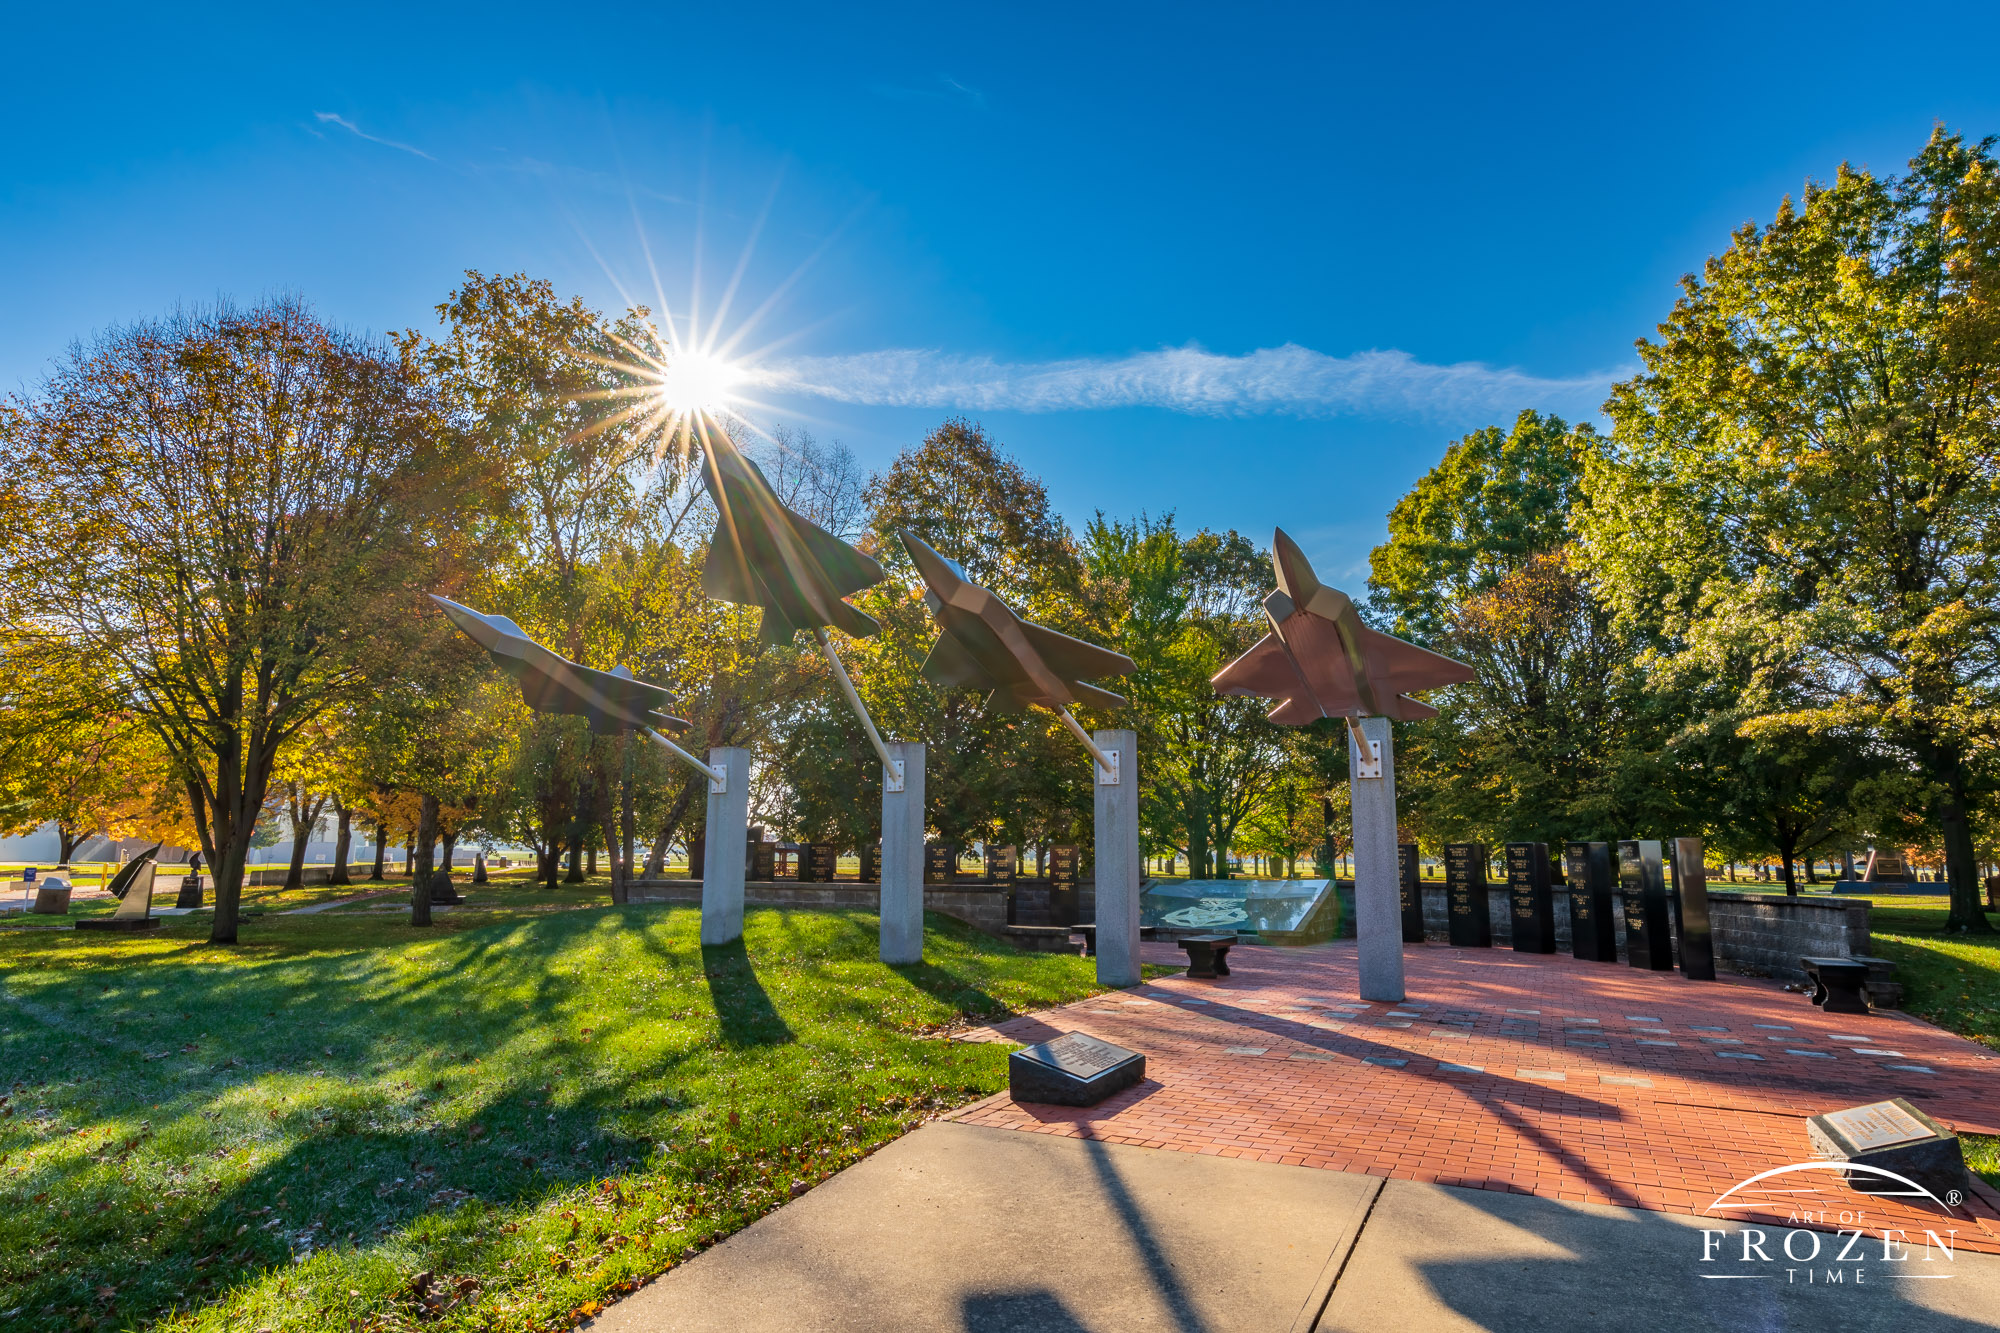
626, 879, 1012, 939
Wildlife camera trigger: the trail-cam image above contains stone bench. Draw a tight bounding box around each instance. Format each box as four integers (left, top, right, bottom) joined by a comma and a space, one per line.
1801, 956, 1870, 1015
1073, 924, 1158, 957
1849, 954, 1902, 1009
1177, 933, 1234, 979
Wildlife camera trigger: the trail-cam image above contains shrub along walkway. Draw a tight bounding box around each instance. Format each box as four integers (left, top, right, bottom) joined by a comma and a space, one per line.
951, 940, 2000, 1253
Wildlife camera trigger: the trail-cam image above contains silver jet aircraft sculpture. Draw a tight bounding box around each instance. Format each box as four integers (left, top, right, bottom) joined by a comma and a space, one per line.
900, 530, 1135, 772
699, 426, 887, 646
1211, 529, 1471, 750
695, 423, 905, 786
1210, 529, 1473, 1003
429, 594, 718, 780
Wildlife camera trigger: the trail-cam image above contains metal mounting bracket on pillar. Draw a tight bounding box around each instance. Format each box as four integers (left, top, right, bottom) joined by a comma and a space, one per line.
709, 767, 728, 794
884, 757, 905, 793
1095, 747, 1120, 786
1347, 717, 1383, 779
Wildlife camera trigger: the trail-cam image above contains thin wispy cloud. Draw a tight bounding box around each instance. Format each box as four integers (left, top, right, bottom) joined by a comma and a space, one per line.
313, 112, 435, 161
870, 74, 987, 107
749, 343, 1623, 421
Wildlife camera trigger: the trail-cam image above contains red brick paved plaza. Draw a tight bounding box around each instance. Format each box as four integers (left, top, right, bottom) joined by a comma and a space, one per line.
952, 940, 2000, 1252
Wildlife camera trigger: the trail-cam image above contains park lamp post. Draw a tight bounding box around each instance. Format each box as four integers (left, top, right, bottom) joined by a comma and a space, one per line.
1211, 530, 1474, 1003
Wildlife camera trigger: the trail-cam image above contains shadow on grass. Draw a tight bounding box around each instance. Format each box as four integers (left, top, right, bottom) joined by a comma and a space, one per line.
700, 939, 797, 1048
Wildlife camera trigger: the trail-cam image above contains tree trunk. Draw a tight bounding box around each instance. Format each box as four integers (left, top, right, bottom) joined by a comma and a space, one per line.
331, 804, 353, 886
441, 833, 457, 873
57, 824, 82, 863
370, 819, 386, 881
402, 836, 414, 878
540, 844, 559, 889
411, 794, 438, 927
619, 735, 637, 903
1939, 784, 1994, 933
285, 818, 311, 892
565, 833, 585, 883
587, 842, 599, 876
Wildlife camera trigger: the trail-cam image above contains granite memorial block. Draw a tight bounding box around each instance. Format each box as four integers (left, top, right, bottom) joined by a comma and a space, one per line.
1008, 1031, 1146, 1107
1566, 841, 1618, 962
1670, 836, 1716, 981
1807, 1098, 1967, 1200
924, 843, 953, 885
1617, 839, 1674, 970
1397, 843, 1425, 943
859, 844, 881, 884
1505, 842, 1556, 954
984, 844, 1017, 887
1444, 842, 1492, 947
1049, 844, 1081, 928
801, 842, 837, 883
748, 836, 776, 883
30, 882, 71, 914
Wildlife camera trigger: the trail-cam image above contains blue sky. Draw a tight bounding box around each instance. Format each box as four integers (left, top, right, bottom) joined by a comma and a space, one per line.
7, 2, 1999, 584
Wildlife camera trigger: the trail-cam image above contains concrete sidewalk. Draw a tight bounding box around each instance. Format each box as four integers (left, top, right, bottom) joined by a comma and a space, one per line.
588, 1122, 2000, 1333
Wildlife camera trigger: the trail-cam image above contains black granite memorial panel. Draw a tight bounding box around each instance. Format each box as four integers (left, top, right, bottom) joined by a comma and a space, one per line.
1007, 1032, 1146, 1107
1617, 839, 1674, 970
984, 844, 1017, 886
1397, 843, 1425, 943
1048, 844, 1080, 927
924, 843, 953, 885
1506, 842, 1556, 954
1670, 836, 1715, 981
748, 837, 775, 883
1566, 841, 1618, 962
1444, 842, 1492, 947
859, 844, 881, 884
803, 842, 837, 883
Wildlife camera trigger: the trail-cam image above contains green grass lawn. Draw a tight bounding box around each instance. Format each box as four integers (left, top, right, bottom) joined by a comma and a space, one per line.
0, 893, 1114, 1333
1863, 900, 2000, 1188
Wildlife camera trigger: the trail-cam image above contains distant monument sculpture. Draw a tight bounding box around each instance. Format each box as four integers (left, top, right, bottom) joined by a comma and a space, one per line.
76, 862, 161, 933
430, 595, 721, 907
693, 424, 919, 959
1212, 529, 1473, 1001
105, 843, 163, 899
900, 531, 1144, 986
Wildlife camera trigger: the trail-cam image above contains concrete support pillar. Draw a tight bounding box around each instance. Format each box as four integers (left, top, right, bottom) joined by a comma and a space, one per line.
701, 747, 750, 946
1351, 716, 1406, 1002
1093, 728, 1141, 988
880, 742, 926, 965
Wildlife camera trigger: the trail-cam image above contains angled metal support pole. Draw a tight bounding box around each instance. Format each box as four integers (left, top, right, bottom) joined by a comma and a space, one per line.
814, 627, 904, 793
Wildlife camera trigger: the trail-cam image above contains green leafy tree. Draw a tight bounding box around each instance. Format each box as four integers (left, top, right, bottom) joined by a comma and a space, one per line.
1581, 128, 2000, 932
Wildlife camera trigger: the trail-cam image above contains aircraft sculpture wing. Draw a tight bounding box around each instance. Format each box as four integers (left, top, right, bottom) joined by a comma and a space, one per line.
1213, 633, 1311, 700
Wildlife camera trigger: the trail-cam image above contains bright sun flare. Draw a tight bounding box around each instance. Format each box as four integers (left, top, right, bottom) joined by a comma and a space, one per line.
653, 348, 746, 416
